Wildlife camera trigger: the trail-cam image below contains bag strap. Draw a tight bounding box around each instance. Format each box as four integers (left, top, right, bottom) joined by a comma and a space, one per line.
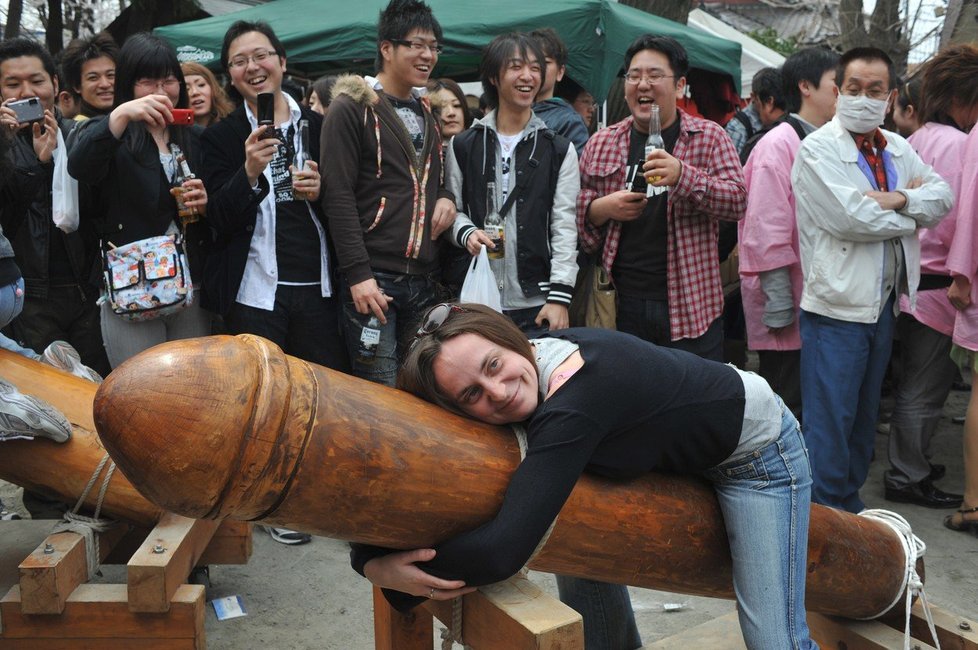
498, 129, 561, 218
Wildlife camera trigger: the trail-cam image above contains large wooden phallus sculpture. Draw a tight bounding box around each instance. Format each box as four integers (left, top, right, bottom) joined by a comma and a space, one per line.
90, 335, 911, 619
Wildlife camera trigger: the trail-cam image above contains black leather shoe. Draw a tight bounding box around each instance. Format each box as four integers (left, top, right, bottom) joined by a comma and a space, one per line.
885, 480, 963, 509
928, 463, 946, 481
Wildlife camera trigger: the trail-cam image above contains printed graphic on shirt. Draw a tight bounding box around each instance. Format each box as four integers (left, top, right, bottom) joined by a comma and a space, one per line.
388, 95, 425, 155
498, 132, 521, 202
270, 124, 297, 203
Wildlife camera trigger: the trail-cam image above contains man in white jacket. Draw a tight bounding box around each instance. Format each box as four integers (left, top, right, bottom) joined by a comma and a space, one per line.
791, 47, 954, 513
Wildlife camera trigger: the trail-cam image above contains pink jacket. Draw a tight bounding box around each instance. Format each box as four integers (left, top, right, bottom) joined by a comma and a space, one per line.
950, 125, 978, 351
901, 124, 967, 339
738, 122, 803, 351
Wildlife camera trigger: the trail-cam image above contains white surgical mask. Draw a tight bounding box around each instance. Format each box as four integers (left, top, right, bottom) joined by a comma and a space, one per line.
836, 94, 889, 134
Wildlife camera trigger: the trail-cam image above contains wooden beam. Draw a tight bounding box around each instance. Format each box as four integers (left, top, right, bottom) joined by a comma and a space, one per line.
373, 585, 433, 650
808, 612, 938, 650
127, 513, 219, 613
879, 601, 978, 650
197, 520, 253, 566
0, 584, 204, 645
424, 575, 583, 649
18, 525, 130, 615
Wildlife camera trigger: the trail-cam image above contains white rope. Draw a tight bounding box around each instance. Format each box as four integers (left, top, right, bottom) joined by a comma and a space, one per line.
439, 596, 471, 650
50, 453, 118, 580
857, 509, 941, 650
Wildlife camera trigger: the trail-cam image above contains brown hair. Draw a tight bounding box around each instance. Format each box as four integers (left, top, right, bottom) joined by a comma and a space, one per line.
180, 61, 235, 124
918, 44, 978, 128
426, 77, 473, 130
397, 303, 535, 415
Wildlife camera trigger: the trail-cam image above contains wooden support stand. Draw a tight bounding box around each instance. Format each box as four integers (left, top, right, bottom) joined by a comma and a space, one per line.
646, 605, 978, 649
373, 575, 584, 649
0, 516, 252, 649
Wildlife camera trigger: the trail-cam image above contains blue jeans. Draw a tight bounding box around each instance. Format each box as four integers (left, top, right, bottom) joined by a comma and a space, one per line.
227, 285, 349, 372
555, 575, 642, 650
341, 271, 441, 387
0, 278, 38, 359
616, 296, 724, 362
800, 301, 895, 513
702, 402, 817, 650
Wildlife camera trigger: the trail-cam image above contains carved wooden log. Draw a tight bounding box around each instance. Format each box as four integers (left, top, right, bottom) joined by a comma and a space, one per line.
93, 335, 913, 619
0, 350, 163, 527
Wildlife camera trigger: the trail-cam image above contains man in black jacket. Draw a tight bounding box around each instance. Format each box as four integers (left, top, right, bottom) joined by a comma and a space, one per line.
201, 21, 348, 546
0, 38, 109, 379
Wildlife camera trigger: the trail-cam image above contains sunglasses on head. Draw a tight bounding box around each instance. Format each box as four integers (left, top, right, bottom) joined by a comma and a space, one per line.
413, 303, 467, 341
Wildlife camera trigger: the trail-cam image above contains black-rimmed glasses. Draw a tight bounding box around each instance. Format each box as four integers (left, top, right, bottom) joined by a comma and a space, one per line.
391, 39, 444, 55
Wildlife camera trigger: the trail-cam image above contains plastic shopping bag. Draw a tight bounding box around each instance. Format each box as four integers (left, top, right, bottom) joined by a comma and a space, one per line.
52, 128, 80, 233
459, 245, 502, 312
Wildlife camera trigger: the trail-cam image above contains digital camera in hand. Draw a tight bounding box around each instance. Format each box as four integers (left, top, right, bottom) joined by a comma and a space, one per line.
9, 97, 44, 125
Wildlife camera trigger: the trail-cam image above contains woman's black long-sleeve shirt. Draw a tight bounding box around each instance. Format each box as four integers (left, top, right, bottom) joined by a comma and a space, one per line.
354, 328, 746, 610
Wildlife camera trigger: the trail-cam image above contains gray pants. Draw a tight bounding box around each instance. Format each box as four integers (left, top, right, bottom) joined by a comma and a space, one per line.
100, 299, 211, 369
884, 314, 958, 489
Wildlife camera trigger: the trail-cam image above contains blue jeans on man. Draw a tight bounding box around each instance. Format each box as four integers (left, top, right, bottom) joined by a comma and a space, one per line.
800, 297, 896, 513
341, 270, 442, 387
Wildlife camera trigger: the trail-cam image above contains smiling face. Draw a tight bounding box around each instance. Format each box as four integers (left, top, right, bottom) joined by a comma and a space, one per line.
432, 332, 539, 425
227, 30, 285, 109
0, 55, 58, 111
185, 74, 212, 120
624, 48, 684, 132
432, 87, 463, 137
378, 28, 437, 99
78, 55, 115, 113
492, 47, 542, 115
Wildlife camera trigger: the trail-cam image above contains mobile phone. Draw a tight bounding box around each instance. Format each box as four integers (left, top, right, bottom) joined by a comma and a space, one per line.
169, 108, 195, 126
9, 97, 45, 125
629, 168, 648, 195
256, 92, 275, 138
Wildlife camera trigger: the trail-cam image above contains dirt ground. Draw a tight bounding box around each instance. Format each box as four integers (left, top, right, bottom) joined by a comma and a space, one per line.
1, 386, 975, 649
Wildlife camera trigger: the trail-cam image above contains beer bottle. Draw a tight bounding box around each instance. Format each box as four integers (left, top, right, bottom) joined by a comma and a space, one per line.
169, 143, 200, 225
644, 104, 666, 197
483, 181, 505, 260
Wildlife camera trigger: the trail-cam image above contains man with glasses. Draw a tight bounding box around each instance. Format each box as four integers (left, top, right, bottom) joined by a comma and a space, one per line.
321, 0, 455, 388
201, 20, 348, 546
791, 47, 953, 513
573, 34, 745, 650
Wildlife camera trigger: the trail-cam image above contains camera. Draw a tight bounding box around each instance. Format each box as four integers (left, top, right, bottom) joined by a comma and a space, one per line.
256, 92, 276, 139
8, 97, 45, 125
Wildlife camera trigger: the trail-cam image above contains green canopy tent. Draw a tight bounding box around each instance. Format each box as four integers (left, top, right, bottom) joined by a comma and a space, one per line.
155, 0, 742, 103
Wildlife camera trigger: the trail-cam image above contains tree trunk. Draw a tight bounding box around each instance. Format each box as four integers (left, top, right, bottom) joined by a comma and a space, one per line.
837, 0, 909, 77
4, 0, 24, 40
45, 0, 64, 56
607, 0, 693, 125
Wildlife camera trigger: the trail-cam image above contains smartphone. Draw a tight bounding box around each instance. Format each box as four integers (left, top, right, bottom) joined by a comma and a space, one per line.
629, 168, 648, 195
9, 97, 45, 125
169, 108, 195, 126
256, 92, 275, 139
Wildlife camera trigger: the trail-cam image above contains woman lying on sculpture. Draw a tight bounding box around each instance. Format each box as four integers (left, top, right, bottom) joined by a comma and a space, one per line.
353, 303, 817, 650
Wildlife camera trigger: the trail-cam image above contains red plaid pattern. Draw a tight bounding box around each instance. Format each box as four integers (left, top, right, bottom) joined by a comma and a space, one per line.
854, 130, 889, 191
577, 111, 747, 340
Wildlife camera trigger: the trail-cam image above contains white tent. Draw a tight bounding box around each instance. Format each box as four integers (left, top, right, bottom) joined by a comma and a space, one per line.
687, 8, 786, 98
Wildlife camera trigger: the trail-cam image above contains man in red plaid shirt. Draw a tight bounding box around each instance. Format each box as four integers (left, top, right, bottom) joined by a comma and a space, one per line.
577, 35, 746, 361
567, 34, 745, 650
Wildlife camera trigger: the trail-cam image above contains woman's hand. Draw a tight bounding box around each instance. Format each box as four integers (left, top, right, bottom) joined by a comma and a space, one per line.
244, 125, 280, 186
108, 94, 173, 138
363, 549, 476, 600
180, 177, 207, 213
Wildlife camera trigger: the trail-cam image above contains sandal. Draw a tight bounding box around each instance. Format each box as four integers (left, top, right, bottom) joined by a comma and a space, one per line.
944, 505, 978, 536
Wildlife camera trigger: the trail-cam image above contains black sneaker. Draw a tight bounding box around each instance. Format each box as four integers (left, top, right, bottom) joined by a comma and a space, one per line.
0, 498, 22, 520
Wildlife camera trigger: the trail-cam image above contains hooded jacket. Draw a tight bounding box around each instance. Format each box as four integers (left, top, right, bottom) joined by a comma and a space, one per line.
321, 75, 453, 284
532, 97, 589, 155
446, 111, 579, 307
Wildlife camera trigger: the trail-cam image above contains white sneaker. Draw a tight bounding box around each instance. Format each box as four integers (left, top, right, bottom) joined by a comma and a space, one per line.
264, 526, 312, 545
42, 341, 103, 383
0, 378, 72, 443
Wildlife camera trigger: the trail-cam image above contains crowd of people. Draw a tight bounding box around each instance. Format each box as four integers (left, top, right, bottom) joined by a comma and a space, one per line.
1, 0, 976, 647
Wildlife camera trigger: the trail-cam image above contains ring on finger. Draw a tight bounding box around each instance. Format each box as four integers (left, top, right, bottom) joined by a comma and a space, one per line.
429, 587, 435, 599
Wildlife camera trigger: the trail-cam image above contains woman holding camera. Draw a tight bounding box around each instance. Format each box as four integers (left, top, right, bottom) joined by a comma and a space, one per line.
68, 33, 210, 368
